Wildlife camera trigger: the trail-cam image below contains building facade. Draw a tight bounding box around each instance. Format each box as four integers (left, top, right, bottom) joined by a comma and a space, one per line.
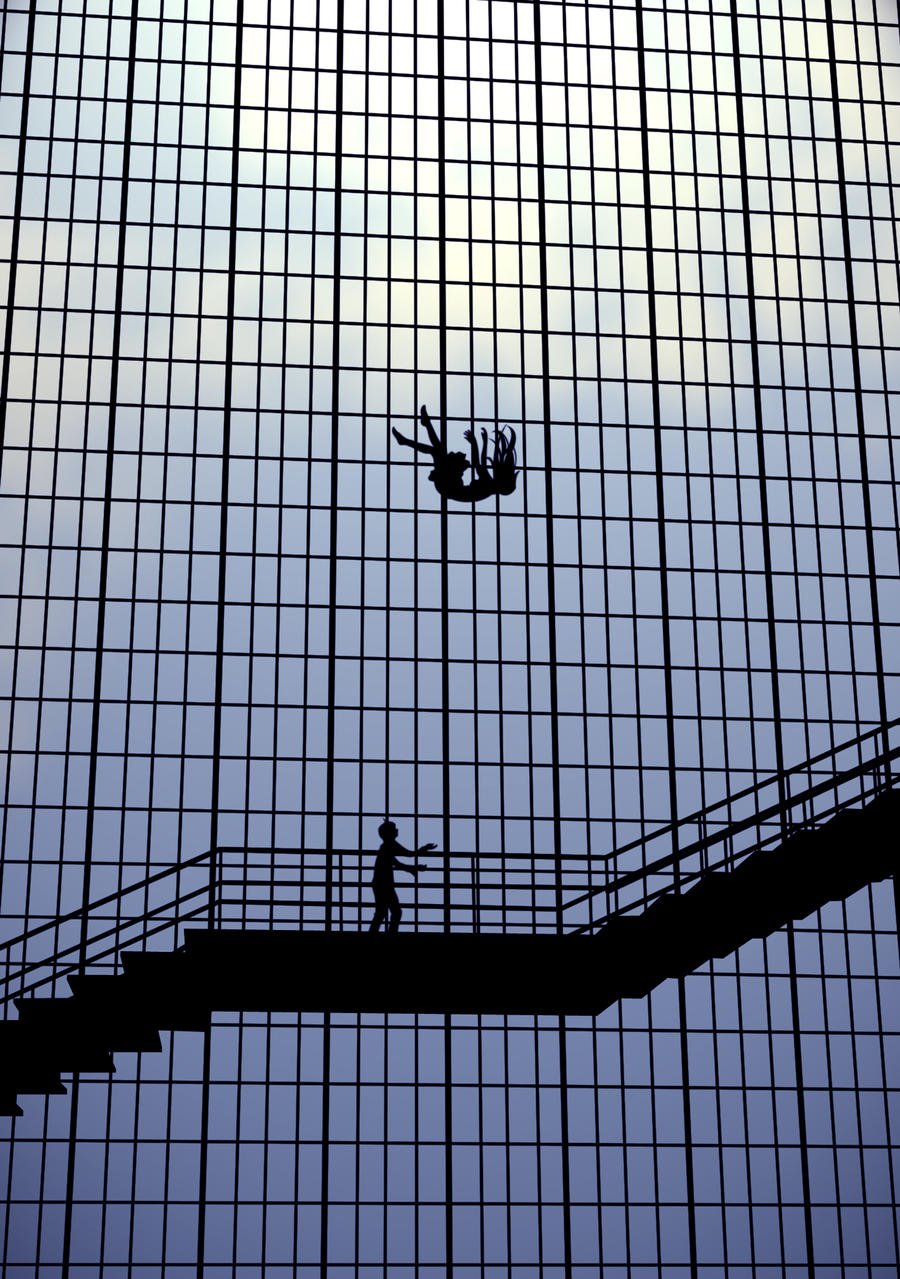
1, 0, 899, 1272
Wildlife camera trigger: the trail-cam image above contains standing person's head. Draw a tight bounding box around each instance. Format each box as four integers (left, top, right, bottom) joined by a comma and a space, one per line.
378, 818, 397, 842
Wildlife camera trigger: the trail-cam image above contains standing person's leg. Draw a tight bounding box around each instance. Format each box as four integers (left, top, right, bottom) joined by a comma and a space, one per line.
387, 887, 402, 933
369, 889, 388, 932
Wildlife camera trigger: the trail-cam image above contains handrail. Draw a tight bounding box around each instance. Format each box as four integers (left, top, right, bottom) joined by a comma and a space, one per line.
1, 845, 568, 1008
566, 742, 899, 931
5, 713, 893, 960
2, 719, 895, 1008
0, 884, 212, 1005
3, 903, 211, 1005
0, 846, 213, 955
562, 717, 899, 879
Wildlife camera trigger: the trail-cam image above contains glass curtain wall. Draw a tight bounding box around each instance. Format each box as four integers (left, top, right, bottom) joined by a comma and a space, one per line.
1, 0, 899, 1272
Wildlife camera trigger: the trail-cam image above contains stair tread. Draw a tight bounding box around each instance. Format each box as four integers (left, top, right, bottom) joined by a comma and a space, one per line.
2, 786, 895, 1115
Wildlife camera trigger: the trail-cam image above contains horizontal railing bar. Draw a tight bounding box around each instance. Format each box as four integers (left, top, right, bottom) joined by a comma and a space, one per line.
4, 721, 891, 995
217, 892, 560, 913
0, 885, 212, 1003
3, 903, 211, 1008
567, 762, 895, 928
561, 719, 898, 883
215, 847, 624, 863
0, 849, 212, 954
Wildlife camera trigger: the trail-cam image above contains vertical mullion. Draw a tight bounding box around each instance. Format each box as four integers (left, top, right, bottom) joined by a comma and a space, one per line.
156, 1031, 178, 1279
530, 0, 564, 935
39, 0, 91, 988
727, 8, 817, 1272
169, 0, 212, 942
845, 1, 900, 1245
865, 878, 900, 1266
76, 0, 141, 964
819, 0, 900, 976
468, 8, 485, 1263
231, 1019, 244, 1276
485, 5, 511, 937
633, 3, 699, 1275
272, 0, 299, 918
437, 2, 452, 931
690, 10, 749, 1261
209, 0, 246, 918
198, 3, 246, 1273
243, 9, 273, 871
465, 11, 480, 937
436, 4, 456, 1276
820, 0, 895, 1254
530, 6, 573, 1276
58, 6, 141, 1271
354, 0, 370, 935
318, 2, 347, 1270
731, 948, 760, 1271
3, 0, 65, 976
385, 7, 397, 1254
384, 1, 394, 841
559, 0, 596, 907
131, 1, 180, 957
865, 0, 900, 606
512, 0, 539, 938
194, 1016, 214, 1277
323, 0, 347, 931
298, 0, 325, 908
0, 0, 37, 463
687, 8, 737, 850
604, 1, 624, 907
577, 18, 614, 1228
821, 0, 890, 751
818, 900, 854, 1272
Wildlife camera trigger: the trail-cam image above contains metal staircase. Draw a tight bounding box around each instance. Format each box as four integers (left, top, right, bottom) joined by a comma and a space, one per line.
2, 780, 896, 1118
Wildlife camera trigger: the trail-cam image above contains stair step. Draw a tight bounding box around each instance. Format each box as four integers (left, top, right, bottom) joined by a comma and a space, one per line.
10, 1073, 66, 1096
67, 975, 122, 999
14, 996, 140, 1039
120, 951, 185, 980
59, 1053, 114, 1074
14, 997, 74, 1026
1, 783, 895, 1117
1, 1019, 113, 1079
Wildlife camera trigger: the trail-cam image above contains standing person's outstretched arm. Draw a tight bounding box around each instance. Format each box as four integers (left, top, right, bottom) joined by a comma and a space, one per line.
392, 839, 437, 874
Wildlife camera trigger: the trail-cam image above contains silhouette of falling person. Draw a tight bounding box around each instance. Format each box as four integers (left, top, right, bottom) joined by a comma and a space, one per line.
392, 404, 518, 502
369, 819, 437, 933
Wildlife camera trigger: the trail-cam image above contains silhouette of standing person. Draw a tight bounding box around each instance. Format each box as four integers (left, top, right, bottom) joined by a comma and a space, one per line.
369, 819, 437, 933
